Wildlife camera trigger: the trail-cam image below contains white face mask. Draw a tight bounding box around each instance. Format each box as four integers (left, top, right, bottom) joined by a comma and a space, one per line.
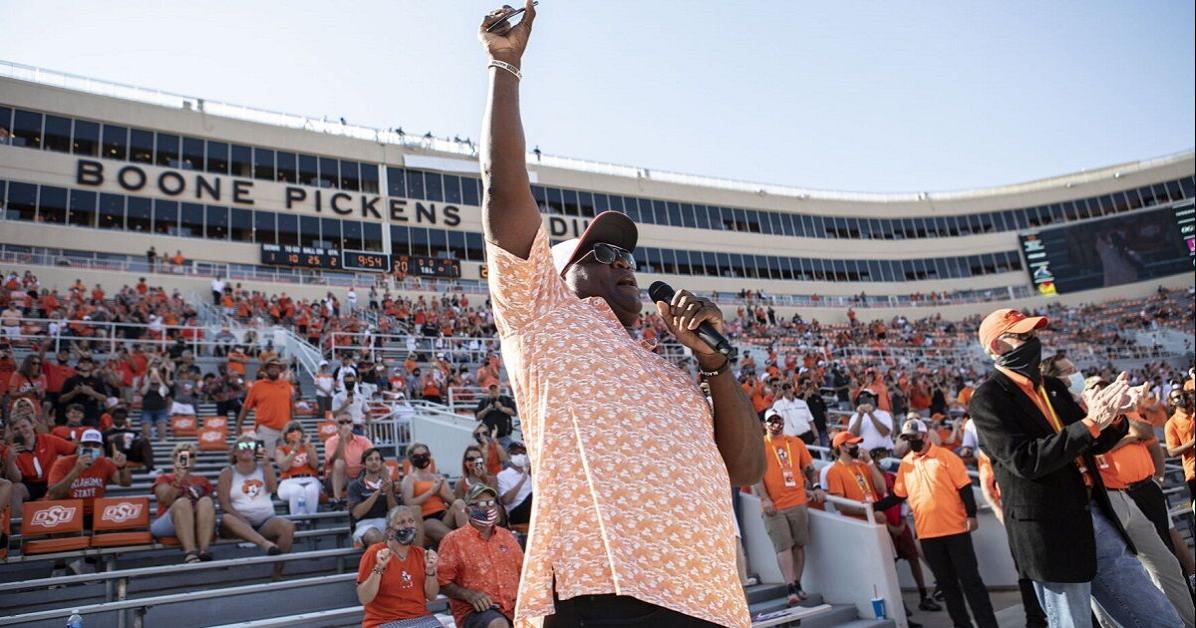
1067, 372, 1086, 398
510, 454, 529, 468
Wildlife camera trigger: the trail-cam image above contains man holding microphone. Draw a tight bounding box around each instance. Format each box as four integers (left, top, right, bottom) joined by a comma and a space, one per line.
476, 3, 764, 625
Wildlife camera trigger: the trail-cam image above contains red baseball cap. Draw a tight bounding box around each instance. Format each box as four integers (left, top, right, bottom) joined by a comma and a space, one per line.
977, 308, 1048, 353
550, 211, 638, 276
831, 431, 863, 449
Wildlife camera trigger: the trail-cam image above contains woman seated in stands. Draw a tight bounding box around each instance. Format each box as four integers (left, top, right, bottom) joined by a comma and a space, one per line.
151, 443, 215, 563
454, 443, 497, 503
274, 421, 321, 516
218, 433, 294, 579
356, 505, 440, 628
401, 442, 466, 546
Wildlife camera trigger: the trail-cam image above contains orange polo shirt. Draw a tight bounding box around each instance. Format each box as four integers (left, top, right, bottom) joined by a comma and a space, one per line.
893, 443, 972, 539
242, 378, 292, 430
1165, 409, 1195, 480
825, 459, 878, 519
761, 433, 814, 510
438, 524, 524, 627
997, 367, 1101, 486
1095, 436, 1157, 489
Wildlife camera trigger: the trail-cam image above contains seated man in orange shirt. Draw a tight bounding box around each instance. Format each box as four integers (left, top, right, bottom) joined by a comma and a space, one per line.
46, 429, 131, 523
439, 484, 524, 628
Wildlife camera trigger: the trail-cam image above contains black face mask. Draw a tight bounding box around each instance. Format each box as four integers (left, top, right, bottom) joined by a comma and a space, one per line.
907, 438, 925, 454
845, 446, 860, 459
411, 454, 431, 469
996, 336, 1042, 385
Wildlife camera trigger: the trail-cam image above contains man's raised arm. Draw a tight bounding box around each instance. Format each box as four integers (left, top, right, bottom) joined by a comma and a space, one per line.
478, 0, 540, 258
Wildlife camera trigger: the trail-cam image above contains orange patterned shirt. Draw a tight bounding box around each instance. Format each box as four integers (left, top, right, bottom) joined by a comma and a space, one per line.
486, 228, 748, 627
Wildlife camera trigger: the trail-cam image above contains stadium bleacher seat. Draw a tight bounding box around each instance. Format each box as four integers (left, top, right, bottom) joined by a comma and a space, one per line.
21, 500, 90, 555
90, 497, 153, 548
199, 426, 230, 451
171, 415, 198, 437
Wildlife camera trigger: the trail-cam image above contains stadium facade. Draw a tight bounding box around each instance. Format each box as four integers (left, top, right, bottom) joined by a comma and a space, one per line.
1, 62, 1193, 318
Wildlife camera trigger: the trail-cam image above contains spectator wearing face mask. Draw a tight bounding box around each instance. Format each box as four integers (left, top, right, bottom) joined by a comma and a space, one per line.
402, 443, 466, 545
356, 505, 440, 628
875, 419, 997, 628
439, 484, 524, 628
497, 442, 533, 526
332, 373, 369, 435
46, 429, 131, 519
847, 389, 895, 452
823, 431, 886, 523
755, 409, 821, 605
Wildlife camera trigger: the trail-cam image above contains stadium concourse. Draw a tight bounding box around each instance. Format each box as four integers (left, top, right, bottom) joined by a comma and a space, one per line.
0, 271, 1193, 627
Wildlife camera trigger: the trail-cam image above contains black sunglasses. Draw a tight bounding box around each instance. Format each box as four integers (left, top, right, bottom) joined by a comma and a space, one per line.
580, 242, 636, 269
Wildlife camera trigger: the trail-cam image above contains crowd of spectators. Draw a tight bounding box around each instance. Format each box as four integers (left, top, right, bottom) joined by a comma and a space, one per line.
0, 268, 1192, 625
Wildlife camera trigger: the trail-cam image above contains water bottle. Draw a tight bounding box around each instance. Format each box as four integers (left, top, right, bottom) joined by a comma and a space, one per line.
297, 493, 308, 514
66, 611, 83, 628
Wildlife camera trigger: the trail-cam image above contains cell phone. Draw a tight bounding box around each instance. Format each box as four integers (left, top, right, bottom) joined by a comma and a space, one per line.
255, 440, 265, 452
486, 1, 538, 32
179, 451, 191, 467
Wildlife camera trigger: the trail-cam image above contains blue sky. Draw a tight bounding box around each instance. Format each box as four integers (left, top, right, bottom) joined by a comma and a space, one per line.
1, 1, 1191, 193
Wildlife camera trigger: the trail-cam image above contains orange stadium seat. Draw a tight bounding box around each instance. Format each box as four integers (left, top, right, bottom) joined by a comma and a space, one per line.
0, 504, 10, 560
91, 497, 153, 547
198, 426, 229, 451
21, 500, 90, 555
171, 415, 198, 437
316, 419, 338, 441
203, 416, 229, 431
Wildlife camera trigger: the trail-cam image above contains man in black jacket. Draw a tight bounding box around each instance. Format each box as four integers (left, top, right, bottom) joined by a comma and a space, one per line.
968, 308, 1181, 627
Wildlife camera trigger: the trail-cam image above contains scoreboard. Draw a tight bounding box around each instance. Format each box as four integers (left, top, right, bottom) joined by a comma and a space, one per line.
262, 244, 461, 278
394, 255, 461, 278
260, 244, 340, 269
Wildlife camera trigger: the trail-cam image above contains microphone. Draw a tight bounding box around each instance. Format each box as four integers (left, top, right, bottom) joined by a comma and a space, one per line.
648, 281, 737, 358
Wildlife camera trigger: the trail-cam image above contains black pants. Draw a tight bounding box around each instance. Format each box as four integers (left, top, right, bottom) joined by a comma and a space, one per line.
1126, 478, 1172, 548
1017, 577, 1048, 627
507, 494, 533, 525
545, 592, 720, 627
920, 532, 998, 628
797, 431, 816, 446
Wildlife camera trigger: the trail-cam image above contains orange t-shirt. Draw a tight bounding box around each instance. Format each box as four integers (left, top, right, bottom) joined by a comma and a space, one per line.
413, 479, 448, 517
1095, 438, 1156, 489
46, 455, 117, 515
1165, 410, 1195, 480
893, 443, 972, 539
50, 425, 90, 442
356, 543, 430, 627
277, 444, 319, 478
824, 459, 878, 518
761, 434, 813, 510
243, 379, 293, 430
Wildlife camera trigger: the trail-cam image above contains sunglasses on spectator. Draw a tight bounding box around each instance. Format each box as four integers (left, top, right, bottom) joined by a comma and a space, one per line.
579, 243, 636, 269
468, 457, 485, 464
337, 420, 354, 425
235, 442, 257, 451
999, 331, 1037, 342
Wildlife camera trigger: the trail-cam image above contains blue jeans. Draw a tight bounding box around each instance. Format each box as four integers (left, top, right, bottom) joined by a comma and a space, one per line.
1032, 508, 1182, 628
